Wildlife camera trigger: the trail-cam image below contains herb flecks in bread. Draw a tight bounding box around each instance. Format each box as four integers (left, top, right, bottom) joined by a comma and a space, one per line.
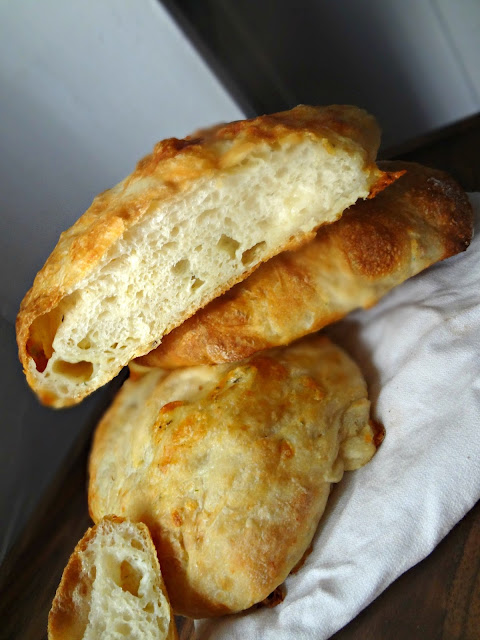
17, 105, 386, 407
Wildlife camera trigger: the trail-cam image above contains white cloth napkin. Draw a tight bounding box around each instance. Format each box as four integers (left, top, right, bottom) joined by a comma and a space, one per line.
194, 193, 480, 640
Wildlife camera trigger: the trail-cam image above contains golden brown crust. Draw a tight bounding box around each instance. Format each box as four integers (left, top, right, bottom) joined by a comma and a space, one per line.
16, 104, 384, 406
88, 335, 378, 617
139, 162, 473, 368
48, 522, 98, 640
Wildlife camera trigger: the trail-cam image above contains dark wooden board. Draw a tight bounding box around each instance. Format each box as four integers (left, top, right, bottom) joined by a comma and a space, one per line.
1, 115, 479, 640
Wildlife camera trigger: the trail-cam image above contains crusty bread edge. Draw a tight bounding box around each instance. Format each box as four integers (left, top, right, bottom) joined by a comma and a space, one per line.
16, 105, 386, 407
48, 515, 178, 640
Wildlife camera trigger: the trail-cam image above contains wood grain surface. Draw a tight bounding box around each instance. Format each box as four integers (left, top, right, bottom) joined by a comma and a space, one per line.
0, 115, 479, 640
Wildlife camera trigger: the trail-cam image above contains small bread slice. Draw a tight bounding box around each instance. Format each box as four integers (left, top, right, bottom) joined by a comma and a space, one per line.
89, 335, 381, 618
48, 516, 177, 640
17, 105, 387, 408
138, 161, 473, 368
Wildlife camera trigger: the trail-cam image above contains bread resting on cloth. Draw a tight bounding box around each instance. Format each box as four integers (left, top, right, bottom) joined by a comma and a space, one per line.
138, 161, 473, 369
17, 104, 387, 408
48, 516, 177, 640
88, 335, 381, 618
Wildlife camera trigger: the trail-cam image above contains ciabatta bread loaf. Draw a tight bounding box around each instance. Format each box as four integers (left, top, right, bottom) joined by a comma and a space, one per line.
48, 516, 177, 640
17, 105, 387, 407
88, 335, 381, 618
138, 161, 473, 368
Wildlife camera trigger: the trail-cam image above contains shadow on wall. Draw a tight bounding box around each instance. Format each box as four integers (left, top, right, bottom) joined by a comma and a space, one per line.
168, 0, 479, 149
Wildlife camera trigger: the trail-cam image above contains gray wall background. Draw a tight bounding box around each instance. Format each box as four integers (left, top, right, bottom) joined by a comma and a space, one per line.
168, 0, 480, 150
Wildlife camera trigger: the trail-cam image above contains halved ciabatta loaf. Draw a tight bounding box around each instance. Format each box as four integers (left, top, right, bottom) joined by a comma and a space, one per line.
48, 516, 177, 640
88, 335, 382, 618
138, 161, 473, 368
17, 105, 386, 407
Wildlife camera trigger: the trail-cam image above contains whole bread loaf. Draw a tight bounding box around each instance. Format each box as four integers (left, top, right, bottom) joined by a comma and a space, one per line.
138, 161, 473, 368
17, 105, 386, 408
48, 516, 177, 640
88, 335, 381, 618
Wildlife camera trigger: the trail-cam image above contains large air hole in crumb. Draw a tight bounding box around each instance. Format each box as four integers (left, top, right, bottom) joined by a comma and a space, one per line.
242, 241, 266, 266
143, 602, 155, 614
190, 276, 204, 291
171, 259, 190, 276
26, 338, 49, 373
119, 560, 142, 597
77, 337, 92, 350
52, 359, 93, 382
26, 300, 74, 372
157, 618, 167, 633
197, 208, 218, 224
130, 538, 143, 551
114, 622, 131, 636
217, 234, 240, 260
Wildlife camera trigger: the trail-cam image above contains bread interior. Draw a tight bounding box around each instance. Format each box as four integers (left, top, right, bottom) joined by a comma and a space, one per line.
28, 139, 372, 403
64, 519, 171, 639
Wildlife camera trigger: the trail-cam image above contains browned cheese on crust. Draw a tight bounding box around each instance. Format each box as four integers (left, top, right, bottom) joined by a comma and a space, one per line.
48, 516, 178, 640
138, 162, 473, 368
16, 104, 386, 407
88, 335, 378, 618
